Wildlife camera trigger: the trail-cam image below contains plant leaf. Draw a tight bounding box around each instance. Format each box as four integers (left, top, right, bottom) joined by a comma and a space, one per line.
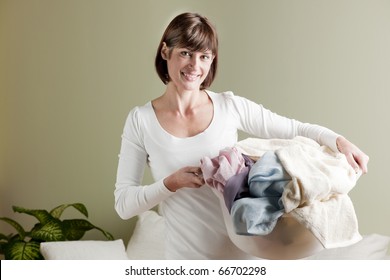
62, 219, 113, 240
12, 206, 53, 224
62, 219, 93, 240
0, 234, 15, 255
0, 240, 8, 255
0, 217, 26, 239
0, 233, 10, 241
93, 226, 115, 241
4, 240, 43, 260
30, 219, 65, 241
50, 203, 88, 219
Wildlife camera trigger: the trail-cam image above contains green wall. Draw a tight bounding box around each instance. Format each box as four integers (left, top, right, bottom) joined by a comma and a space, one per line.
1, 0, 389, 246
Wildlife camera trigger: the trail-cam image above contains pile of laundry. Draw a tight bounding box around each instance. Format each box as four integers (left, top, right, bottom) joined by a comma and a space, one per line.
200, 136, 362, 248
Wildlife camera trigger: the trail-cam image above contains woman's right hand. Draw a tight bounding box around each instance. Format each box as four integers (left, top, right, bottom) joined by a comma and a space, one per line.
163, 166, 205, 192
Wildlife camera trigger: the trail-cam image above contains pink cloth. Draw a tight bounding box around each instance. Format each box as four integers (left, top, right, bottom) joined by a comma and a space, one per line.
200, 147, 247, 193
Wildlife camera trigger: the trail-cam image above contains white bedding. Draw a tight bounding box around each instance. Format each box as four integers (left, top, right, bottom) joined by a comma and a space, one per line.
126, 211, 390, 260
40, 210, 390, 260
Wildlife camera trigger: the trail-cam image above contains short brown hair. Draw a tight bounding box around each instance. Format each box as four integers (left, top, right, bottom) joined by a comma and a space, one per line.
155, 12, 219, 90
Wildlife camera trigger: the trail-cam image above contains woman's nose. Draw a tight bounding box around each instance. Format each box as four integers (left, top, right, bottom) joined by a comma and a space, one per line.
189, 55, 200, 68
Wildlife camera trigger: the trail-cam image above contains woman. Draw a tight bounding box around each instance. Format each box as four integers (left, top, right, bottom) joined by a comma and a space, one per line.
114, 12, 369, 259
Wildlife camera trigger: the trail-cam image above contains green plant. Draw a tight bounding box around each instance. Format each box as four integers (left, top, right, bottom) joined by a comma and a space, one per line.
0, 203, 114, 260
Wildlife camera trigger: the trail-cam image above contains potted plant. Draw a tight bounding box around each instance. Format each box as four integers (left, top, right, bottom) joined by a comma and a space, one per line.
0, 203, 114, 260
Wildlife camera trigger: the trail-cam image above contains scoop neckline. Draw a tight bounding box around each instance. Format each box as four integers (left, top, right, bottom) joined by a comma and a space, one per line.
149, 90, 216, 140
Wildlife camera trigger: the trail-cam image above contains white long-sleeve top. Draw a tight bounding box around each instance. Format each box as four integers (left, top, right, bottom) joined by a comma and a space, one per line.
114, 90, 340, 259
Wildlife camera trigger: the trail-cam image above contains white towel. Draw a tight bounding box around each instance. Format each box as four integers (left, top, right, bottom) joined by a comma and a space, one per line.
235, 136, 362, 248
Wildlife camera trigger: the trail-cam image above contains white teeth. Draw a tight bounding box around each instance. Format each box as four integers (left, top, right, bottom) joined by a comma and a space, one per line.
182, 72, 199, 81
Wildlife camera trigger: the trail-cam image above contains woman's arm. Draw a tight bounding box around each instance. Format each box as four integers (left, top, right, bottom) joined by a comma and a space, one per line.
114, 108, 173, 220
228, 93, 369, 173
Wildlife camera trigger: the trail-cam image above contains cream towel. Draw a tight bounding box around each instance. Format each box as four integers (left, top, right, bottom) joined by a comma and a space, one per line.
235, 136, 362, 248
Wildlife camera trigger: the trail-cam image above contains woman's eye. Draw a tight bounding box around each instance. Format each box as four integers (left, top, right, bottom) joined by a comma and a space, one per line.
202, 55, 211, 60
181, 51, 191, 57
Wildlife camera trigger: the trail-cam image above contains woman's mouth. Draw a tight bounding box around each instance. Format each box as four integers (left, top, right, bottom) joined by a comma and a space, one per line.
181, 72, 201, 81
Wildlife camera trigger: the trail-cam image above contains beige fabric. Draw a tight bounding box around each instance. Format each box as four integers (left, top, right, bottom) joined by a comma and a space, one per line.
235, 136, 362, 249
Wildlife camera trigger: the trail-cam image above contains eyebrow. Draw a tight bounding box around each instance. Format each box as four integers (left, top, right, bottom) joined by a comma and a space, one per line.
177, 47, 212, 53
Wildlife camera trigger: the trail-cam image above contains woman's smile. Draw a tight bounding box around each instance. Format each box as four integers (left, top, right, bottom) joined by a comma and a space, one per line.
181, 71, 201, 82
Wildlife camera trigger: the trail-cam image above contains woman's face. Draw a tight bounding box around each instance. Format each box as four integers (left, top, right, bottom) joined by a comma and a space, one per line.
164, 46, 214, 92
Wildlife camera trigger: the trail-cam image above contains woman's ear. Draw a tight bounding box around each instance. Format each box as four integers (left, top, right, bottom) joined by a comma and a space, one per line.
161, 42, 169, 60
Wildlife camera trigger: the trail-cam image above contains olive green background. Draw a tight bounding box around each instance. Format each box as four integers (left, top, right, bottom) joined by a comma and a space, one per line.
1, 0, 389, 246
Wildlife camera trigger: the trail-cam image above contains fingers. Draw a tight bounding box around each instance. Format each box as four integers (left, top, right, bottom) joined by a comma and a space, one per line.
346, 151, 369, 175
192, 174, 205, 186
185, 166, 202, 176
184, 166, 205, 186
336, 136, 369, 175
346, 153, 361, 174
164, 166, 205, 192
354, 153, 369, 174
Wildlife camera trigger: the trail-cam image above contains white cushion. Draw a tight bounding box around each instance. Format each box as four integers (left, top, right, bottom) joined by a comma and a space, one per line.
126, 210, 165, 260
125, 210, 390, 260
40, 239, 128, 260
305, 234, 390, 260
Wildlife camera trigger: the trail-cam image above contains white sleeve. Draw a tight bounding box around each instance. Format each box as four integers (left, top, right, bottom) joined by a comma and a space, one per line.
114, 107, 173, 220
228, 93, 340, 152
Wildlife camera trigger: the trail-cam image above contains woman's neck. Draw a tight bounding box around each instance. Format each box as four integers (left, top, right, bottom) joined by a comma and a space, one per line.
157, 84, 207, 116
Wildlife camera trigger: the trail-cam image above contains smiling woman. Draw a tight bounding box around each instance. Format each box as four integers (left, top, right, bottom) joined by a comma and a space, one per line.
151, 13, 217, 138
114, 12, 369, 260
162, 47, 214, 92
155, 12, 218, 90
1, 0, 388, 264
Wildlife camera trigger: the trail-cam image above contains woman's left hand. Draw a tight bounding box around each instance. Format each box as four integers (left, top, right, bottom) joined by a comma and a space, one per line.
336, 136, 369, 174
